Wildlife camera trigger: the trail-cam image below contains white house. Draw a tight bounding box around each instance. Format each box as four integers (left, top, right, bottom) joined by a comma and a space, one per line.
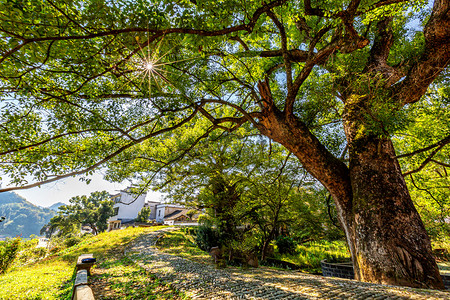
107, 188, 147, 231
156, 204, 200, 226
107, 188, 199, 230
144, 200, 161, 220
155, 204, 184, 223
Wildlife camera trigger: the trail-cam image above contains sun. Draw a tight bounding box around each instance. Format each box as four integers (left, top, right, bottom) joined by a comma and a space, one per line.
119, 35, 195, 100
127, 35, 196, 100
145, 62, 154, 71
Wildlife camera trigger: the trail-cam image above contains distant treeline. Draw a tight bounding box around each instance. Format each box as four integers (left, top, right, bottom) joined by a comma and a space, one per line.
0, 192, 55, 238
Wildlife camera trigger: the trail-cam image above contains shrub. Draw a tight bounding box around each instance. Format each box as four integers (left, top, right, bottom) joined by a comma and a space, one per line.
185, 227, 197, 236
64, 236, 81, 248
275, 236, 296, 255
136, 207, 152, 223
0, 238, 21, 274
197, 214, 211, 225
195, 225, 220, 252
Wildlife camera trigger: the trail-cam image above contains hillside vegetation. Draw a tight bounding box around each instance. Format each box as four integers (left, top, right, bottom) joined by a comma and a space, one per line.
0, 192, 55, 238
0, 226, 181, 299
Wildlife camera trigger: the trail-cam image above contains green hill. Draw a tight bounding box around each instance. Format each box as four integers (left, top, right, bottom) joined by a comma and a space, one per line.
0, 192, 55, 238
48, 202, 65, 212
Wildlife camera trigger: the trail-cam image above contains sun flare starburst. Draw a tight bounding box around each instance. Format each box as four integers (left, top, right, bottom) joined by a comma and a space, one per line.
145, 62, 154, 71
127, 36, 195, 100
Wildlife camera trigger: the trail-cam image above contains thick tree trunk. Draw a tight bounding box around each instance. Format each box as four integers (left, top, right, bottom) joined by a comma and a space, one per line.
258, 104, 444, 289
345, 136, 443, 288
341, 94, 444, 289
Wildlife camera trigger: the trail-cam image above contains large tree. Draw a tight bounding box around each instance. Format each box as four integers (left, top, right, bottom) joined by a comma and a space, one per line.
0, 0, 448, 288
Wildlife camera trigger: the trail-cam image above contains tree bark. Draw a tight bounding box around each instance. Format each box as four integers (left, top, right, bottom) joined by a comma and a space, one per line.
258, 101, 444, 289
345, 135, 443, 288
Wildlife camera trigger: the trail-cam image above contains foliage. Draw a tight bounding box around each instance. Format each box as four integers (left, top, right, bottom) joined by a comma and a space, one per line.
136, 207, 152, 223
275, 236, 296, 255
64, 236, 82, 248
0, 0, 444, 193
0, 192, 55, 238
288, 188, 345, 242
45, 191, 114, 236
0, 0, 448, 286
161, 228, 351, 274
14, 238, 47, 267
135, 128, 339, 261
432, 238, 450, 263
0, 238, 20, 274
394, 90, 450, 239
195, 225, 221, 252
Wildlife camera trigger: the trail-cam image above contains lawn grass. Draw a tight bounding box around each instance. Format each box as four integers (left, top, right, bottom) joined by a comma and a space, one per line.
0, 226, 183, 299
0, 258, 74, 299
156, 230, 211, 265
91, 255, 185, 299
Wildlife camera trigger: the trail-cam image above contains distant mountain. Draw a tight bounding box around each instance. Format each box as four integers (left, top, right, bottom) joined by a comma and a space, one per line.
0, 192, 56, 238
48, 202, 66, 211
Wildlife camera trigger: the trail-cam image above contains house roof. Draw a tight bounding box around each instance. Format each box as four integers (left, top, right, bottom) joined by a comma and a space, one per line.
164, 209, 201, 221
164, 210, 184, 220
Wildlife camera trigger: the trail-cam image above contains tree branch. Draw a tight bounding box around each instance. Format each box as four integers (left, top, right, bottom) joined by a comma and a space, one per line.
402, 142, 447, 177
394, 0, 450, 105
0, 106, 201, 192
397, 134, 450, 158
0, 0, 288, 64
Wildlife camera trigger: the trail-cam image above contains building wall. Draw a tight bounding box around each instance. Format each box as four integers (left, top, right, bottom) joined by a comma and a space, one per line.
155, 204, 184, 222
155, 206, 165, 222
145, 201, 160, 220
108, 190, 147, 222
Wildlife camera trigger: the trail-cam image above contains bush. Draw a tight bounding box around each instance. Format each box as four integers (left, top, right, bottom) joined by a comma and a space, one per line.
15, 245, 48, 266
64, 236, 81, 248
0, 238, 21, 274
185, 227, 197, 236
275, 236, 296, 255
195, 225, 220, 252
136, 207, 152, 223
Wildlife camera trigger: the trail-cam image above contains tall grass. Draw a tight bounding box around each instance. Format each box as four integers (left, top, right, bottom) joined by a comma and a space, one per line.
276, 240, 350, 274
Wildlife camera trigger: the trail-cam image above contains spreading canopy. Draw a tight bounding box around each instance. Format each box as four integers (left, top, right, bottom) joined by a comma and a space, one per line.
0, 0, 447, 190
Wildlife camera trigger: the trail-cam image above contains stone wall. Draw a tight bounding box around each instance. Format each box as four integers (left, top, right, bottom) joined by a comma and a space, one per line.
442, 274, 450, 290
320, 260, 354, 280
321, 260, 450, 290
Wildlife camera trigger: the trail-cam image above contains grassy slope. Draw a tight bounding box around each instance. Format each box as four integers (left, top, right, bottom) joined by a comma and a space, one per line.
3, 227, 445, 299
275, 240, 350, 274
0, 226, 184, 300
156, 231, 211, 265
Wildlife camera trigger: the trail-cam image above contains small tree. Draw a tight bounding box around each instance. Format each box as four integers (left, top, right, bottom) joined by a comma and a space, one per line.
136, 207, 152, 223
186, 209, 198, 221
46, 191, 114, 236
0, 238, 20, 274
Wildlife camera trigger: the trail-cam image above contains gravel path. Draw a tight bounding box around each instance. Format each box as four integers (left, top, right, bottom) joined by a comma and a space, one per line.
126, 228, 449, 300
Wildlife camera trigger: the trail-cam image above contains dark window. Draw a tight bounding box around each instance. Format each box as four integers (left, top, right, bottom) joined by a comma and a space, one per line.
113, 207, 119, 216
